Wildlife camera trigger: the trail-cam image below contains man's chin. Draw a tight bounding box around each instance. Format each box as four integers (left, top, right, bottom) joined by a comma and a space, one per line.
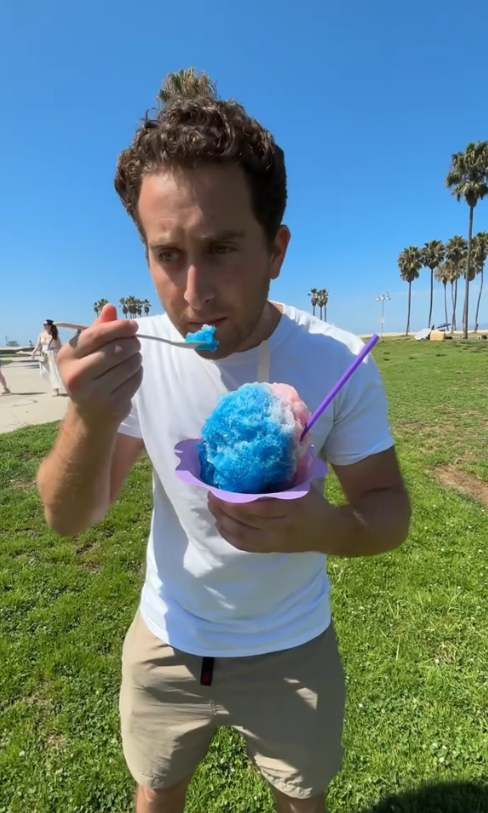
196, 345, 233, 361
197, 325, 241, 360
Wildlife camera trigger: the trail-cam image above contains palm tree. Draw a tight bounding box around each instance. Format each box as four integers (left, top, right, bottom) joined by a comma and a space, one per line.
119, 297, 129, 318
120, 297, 150, 318
435, 262, 451, 326
308, 288, 319, 317
93, 298, 108, 317
318, 289, 329, 321
398, 247, 422, 335
445, 236, 468, 333
123, 296, 135, 318
158, 68, 218, 108
444, 261, 461, 330
472, 231, 488, 332
446, 141, 488, 338
421, 240, 445, 327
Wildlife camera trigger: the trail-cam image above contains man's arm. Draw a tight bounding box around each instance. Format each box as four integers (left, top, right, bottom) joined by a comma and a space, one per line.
320, 447, 410, 557
37, 303, 143, 536
318, 340, 410, 557
209, 346, 410, 557
37, 407, 144, 537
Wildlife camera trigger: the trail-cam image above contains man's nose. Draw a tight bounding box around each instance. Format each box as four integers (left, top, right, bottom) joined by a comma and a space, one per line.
183, 264, 215, 309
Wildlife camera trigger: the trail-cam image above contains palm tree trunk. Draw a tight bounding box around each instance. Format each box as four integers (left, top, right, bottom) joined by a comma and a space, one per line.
323, 306, 327, 322
406, 282, 412, 335
474, 266, 484, 332
312, 305, 316, 316
319, 306, 323, 320
428, 268, 434, 326
452, 280, 458, 332
463, 205, 474, 339
443, 283, 448, 325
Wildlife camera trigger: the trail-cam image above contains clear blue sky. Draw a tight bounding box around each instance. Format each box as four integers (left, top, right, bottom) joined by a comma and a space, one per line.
1, 0, 487, 344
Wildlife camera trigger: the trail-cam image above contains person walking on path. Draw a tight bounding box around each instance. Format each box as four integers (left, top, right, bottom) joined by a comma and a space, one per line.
37, 92, 411, 813
32, 319, 63, 396
0, 359, 11, 394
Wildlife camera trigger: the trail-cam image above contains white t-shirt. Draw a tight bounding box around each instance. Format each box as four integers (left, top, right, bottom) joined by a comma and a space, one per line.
119, 304, 394, 657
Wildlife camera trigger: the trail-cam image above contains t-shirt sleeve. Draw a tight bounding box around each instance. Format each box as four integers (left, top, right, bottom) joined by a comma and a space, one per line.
323, 352, 394, 466
118, 399, 143, 439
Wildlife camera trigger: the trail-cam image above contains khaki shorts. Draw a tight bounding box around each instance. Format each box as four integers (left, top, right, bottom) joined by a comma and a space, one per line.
119, 611, 346, 800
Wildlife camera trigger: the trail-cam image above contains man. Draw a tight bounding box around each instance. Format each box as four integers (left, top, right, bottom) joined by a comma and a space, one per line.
37, 94, 411, 813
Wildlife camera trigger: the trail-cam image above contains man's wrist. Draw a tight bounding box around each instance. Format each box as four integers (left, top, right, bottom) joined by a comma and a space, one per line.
313, 489, 409, 558
68, 403, 122, 438
311, 500, 359, 556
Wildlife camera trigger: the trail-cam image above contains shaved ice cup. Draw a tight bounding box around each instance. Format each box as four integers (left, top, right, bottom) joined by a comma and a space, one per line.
174, 335, 381, 505
174, 438, 328, 504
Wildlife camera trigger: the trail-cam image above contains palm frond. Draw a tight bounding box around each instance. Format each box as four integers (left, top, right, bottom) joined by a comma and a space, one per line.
445, 141, 488, 206
158, 68, 218, 108
398, 246, 422, 283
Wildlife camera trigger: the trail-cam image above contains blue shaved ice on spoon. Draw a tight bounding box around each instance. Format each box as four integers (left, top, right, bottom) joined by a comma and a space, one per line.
185, 324, 219, 352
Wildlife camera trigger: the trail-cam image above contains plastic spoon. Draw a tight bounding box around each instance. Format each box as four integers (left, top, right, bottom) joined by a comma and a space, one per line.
55, 322, 209, 350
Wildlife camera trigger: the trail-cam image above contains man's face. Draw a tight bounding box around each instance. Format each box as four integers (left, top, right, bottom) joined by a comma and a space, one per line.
137, 164, 290, 358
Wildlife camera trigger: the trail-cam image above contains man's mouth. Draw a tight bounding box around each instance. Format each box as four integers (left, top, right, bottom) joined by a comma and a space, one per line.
187, 317, 227, 329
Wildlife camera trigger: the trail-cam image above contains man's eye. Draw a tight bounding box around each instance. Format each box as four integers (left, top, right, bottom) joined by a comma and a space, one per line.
210, 245, 234, 255
158, 250, 179, 263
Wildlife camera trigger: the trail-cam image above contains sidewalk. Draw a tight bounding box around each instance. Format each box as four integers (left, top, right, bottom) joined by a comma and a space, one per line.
0, 362, 69, 434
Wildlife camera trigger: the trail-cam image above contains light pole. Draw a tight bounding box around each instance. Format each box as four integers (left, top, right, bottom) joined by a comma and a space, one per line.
376, 292, 390, 339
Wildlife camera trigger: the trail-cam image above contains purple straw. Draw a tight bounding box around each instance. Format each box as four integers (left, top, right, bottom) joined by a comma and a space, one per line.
301, 334, 380, 440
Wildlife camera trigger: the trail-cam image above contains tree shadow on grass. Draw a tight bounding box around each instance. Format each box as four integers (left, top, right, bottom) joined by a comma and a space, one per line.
359, 781, 488, 813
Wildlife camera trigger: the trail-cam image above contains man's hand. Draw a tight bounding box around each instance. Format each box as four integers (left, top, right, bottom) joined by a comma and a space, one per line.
57, 304, 142, 426
209, 448, 411, 558
208, 486, 330, 554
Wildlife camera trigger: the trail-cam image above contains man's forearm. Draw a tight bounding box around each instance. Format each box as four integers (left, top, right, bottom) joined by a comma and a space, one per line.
37, 406, 119, 536
318, 489, 411, 557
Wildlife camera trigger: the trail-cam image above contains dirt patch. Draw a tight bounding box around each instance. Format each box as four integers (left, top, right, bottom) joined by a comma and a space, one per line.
9, 478, 35, 492
74, 538, 99, 555
77, 559, 102, 573
24, 693, 54, 710
45, 732, 67, 749
433, 465, 488, 507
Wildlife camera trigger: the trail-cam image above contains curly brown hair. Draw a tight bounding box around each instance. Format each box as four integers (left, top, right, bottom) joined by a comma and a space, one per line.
114, 98, 287, 243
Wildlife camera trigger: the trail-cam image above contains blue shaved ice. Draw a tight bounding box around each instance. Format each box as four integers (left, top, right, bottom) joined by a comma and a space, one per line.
198, 383, 311, 494
185, 324, 219, 352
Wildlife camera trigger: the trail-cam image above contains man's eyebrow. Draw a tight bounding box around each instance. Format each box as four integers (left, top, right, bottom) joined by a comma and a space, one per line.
148, 229, 246, 249
202, 229, 246, 241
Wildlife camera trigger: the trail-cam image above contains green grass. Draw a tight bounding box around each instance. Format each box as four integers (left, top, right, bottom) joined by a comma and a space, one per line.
1, 338, 488, 813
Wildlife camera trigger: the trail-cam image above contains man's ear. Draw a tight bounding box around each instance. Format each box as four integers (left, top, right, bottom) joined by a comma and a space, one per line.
270, 225, 291, 281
